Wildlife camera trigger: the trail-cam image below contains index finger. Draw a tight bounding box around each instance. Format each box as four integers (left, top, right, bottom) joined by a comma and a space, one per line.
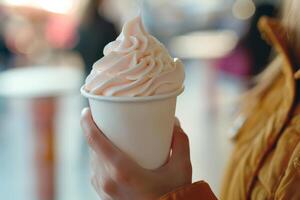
80, 108, 121, 163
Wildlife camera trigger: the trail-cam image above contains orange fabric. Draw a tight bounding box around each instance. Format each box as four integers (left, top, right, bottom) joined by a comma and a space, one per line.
159, 181, 217, 200
159, 17, 300, 200
221, 17, 300, 200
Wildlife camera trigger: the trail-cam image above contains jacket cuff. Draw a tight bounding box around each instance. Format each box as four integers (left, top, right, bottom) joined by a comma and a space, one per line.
159, 181, 218, 200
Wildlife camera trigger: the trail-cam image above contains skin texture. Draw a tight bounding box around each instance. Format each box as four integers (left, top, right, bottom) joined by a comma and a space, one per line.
80, 108, 192, 200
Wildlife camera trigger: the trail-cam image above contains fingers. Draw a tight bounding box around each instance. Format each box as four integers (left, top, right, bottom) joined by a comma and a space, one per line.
90, 154, 119, 200
90, 152, 106, 175
81, 108, 120, 163
169, 125, 191, 165
153, 124, 192, 188
91, 175, 115, 200
91, 175, 102, 197
165, 125, 192, 183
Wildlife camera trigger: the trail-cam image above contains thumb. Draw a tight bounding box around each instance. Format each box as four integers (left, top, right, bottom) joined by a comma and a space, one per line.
80, 108, 120, 161
169, 125, 190, 165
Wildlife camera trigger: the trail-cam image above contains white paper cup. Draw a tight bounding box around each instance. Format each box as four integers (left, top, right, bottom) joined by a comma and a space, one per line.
81, 87, 184, 169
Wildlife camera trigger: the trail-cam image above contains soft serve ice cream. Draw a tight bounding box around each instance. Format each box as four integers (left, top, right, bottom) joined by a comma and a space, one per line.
81, 16, 185, 169
83, 16, 184, 97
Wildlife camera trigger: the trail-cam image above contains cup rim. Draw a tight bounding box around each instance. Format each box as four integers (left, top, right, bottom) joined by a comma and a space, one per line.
80, 86, 184, 102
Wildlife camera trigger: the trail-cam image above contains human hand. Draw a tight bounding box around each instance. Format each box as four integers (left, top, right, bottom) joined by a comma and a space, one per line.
80, 108, 192, 200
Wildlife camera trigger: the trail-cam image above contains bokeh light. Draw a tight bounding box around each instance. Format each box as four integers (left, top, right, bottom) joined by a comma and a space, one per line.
232, 0, 256, 20
2, 0, 76, 14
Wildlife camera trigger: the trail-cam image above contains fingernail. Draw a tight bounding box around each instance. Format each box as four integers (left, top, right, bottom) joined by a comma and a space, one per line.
81, 107, 89, 117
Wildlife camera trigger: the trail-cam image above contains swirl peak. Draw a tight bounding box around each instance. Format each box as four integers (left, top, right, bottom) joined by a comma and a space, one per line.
84, 16, 185, 97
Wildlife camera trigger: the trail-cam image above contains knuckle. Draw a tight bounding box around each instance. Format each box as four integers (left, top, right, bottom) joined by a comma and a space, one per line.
110, 159, 136, 185
112, 156, 128, 171
91, 175, 99, 190
86, 131, 98, 147
112, 168, 131, 184
102, 179, 117, 196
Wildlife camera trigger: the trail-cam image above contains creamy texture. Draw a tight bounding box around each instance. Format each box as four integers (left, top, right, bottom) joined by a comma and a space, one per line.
84, 16, 184, 97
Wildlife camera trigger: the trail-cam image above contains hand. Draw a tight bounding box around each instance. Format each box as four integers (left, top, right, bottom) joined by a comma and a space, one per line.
80, 108, 192, 200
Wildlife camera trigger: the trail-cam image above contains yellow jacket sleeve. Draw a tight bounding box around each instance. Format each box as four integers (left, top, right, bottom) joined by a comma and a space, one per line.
159, 181, 218, 200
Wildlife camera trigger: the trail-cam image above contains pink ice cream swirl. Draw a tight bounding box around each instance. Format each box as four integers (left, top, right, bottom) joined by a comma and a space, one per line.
84, 16, 185, 97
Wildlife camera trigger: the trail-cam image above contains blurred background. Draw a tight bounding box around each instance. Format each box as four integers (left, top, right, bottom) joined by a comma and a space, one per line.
0, 0, 281, 199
